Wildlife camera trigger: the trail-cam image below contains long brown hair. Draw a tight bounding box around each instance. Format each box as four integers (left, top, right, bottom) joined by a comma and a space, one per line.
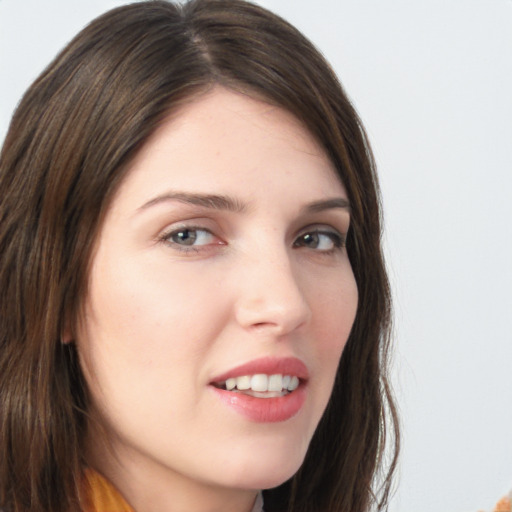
0, 1, 399, 511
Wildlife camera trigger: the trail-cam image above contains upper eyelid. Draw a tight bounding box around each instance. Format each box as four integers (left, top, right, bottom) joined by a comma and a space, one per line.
296, 209, 350, 226
157, 218, 218, 237
159, 225, 215, 240
295, 222, 346, 237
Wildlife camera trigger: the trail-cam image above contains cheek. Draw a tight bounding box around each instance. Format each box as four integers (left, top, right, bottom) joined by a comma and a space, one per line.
85, 251, 226, 349
310, 268, 358, 382
315, 265, 358, 335
76, 252, 230, 418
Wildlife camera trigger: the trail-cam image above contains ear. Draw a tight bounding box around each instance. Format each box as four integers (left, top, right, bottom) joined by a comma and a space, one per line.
61, 330, 73, 344
61, 320, 74, 344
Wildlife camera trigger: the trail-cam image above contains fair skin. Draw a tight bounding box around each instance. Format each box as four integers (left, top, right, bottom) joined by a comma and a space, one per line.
76, 87, 358, 512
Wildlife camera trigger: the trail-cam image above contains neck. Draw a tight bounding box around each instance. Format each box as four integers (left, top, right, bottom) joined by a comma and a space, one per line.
86, 434, 260, 512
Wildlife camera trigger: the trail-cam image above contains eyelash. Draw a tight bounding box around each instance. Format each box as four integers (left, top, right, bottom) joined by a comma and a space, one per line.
293, 229, 346, 253
158, 226, 347, 255
159, 226, 219, 253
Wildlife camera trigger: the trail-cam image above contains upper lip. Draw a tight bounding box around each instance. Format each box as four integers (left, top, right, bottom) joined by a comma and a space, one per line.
210, 356, 309, 384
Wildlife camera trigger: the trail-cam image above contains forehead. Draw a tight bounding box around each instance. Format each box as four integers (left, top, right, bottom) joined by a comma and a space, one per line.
113, 87, 345, 208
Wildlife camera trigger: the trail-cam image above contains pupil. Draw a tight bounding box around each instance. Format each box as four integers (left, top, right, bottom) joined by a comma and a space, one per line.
303, 233, 319, 248
174, 229, 196, 245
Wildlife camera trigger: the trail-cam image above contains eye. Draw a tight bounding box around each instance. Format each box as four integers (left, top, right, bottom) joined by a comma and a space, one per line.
161, 227, 219, 249
293, 229, 345, 252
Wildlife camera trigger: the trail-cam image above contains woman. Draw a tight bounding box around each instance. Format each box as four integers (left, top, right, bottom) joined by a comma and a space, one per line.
0, 1, 398, 511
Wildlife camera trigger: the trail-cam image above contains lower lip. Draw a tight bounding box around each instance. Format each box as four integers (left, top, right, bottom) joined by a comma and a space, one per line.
211, 384, 307, 423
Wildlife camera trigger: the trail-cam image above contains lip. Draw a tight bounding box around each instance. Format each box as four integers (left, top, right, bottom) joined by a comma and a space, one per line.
210, 356, 309, 383
209, 357, 309, 423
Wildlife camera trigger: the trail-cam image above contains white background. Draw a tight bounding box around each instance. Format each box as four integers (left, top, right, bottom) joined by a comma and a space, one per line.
1, 1, 511, 511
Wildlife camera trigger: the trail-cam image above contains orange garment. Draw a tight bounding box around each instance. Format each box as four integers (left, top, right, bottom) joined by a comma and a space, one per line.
83, 469, 135, 512
82, 469, 265, 512
493, 496, 512, 512
479, 495, 512, 512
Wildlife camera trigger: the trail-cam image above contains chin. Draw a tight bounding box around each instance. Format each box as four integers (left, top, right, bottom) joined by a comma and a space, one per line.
216, 444, 307, 491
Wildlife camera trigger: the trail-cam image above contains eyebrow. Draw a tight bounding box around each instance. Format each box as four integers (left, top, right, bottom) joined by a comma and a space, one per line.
137, 192, 350, 215
303, 197, 351, 214
138, 192, 247, 213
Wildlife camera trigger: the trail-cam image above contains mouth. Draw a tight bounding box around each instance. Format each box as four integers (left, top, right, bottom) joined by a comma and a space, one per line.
211, 373, 301, 398
209, 357, 309, 422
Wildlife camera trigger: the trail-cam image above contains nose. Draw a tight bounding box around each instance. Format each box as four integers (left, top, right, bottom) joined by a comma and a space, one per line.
234, 248, 312, 336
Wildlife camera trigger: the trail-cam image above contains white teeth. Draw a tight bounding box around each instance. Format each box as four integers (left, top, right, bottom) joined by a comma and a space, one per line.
225, 378, 237, 391
221, 374, 300, 393
288, 376, 299, 391
250, 374, 268, 392
268, 374, 283, 392
236, 375, 251, 390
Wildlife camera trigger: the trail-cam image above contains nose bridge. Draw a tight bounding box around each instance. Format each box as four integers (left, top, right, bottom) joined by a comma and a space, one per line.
234, 241, 311, 333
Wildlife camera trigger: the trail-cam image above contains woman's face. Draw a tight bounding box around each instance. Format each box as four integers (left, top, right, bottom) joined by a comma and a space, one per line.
77, 88, 358, 501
